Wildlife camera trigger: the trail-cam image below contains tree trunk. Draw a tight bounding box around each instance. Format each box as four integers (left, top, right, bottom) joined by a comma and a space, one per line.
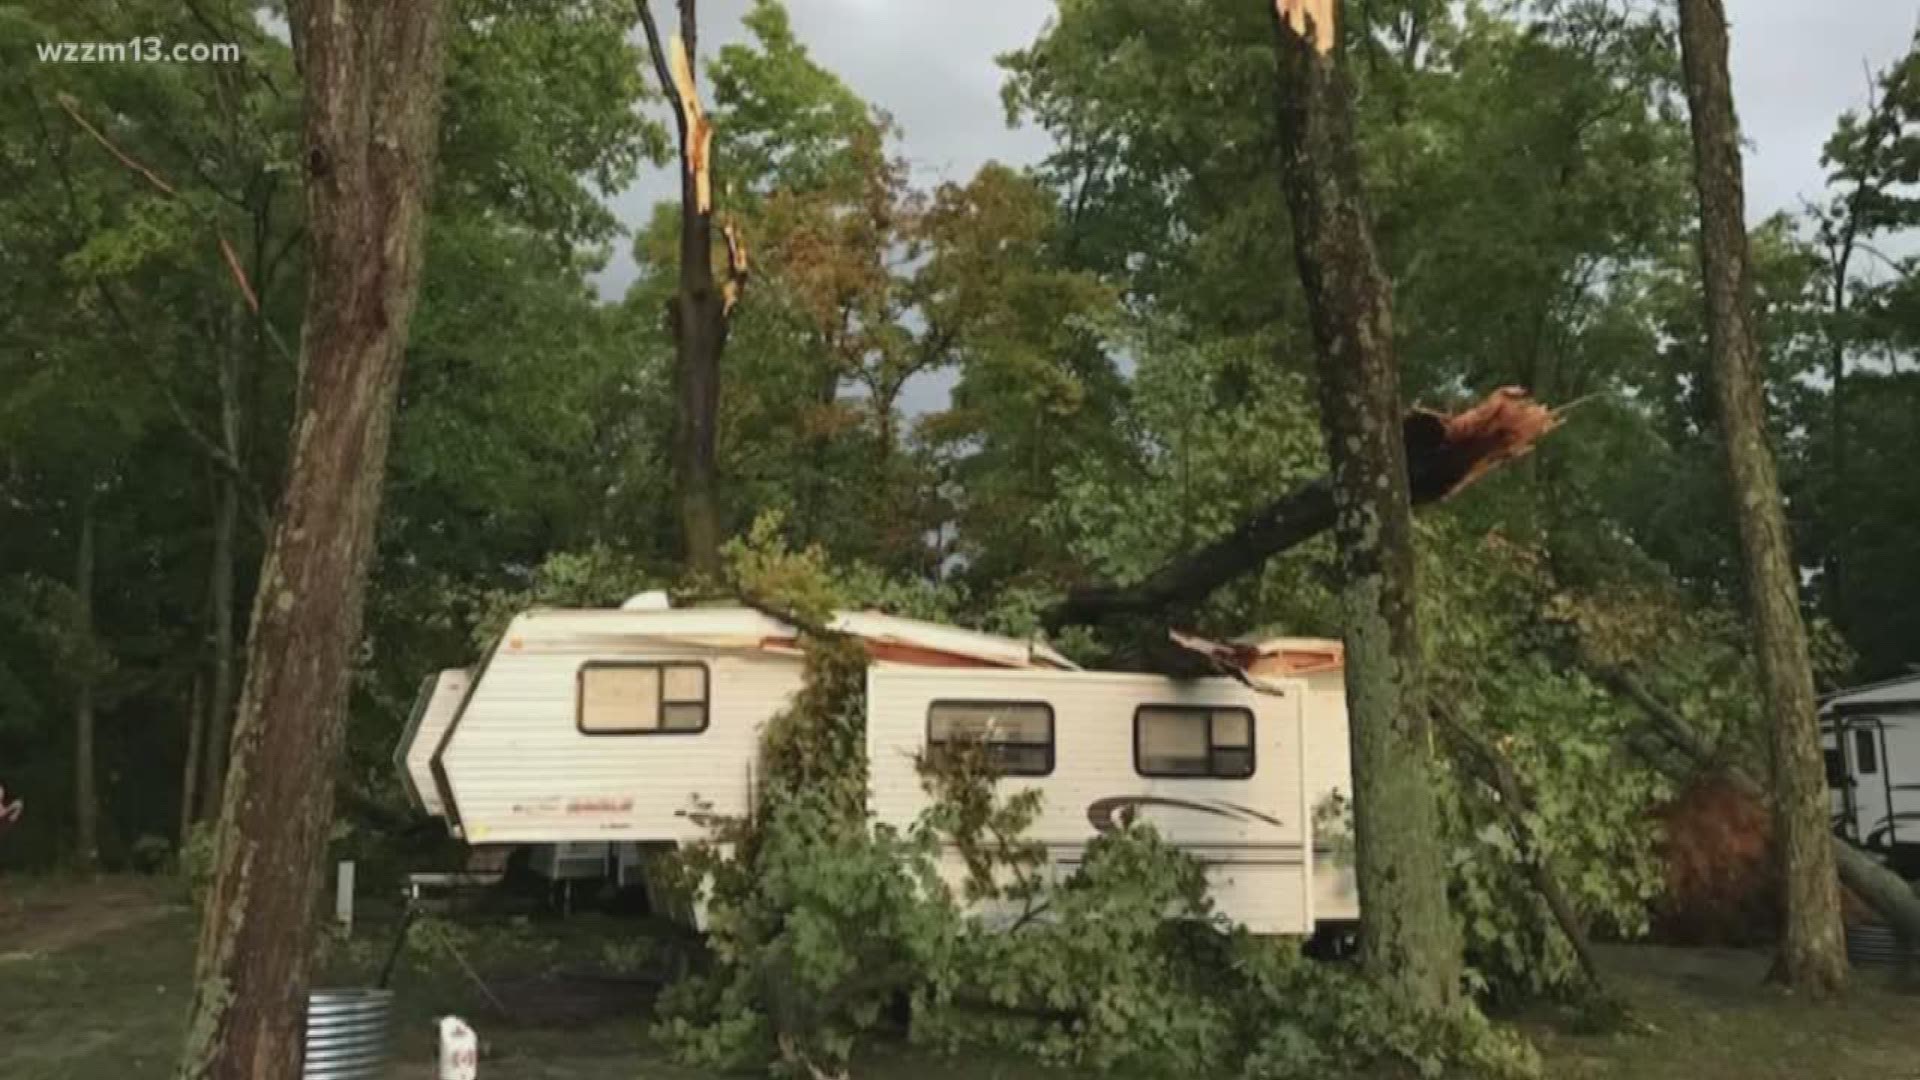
174, 2, 450, 1076
1677, 0, 1848, 995
1822, 237, 1851, 618
180, 668, 205, 848
1269, 0, 1461, 1013
72, 496, 98, 871
197, 357, 240, 822
634, 0, 747, 578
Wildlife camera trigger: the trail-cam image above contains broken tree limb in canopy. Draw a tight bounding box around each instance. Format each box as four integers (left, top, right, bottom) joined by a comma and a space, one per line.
1043, 387, 1564, 631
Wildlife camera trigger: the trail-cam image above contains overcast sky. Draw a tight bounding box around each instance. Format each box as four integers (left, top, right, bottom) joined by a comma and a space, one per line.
597, 1, 1918, 300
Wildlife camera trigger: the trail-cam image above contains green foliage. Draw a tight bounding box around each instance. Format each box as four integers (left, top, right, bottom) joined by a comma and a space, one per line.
179, 821, 217, 909
1420, 525, 1667, 999
913, 823, 1235, 1075
660, 590, 1540, 1078
658, 784, 955, 1077
914, 737, 1047, 911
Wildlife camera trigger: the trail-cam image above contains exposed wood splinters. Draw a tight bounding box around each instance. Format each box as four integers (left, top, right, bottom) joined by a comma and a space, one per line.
1276, 0, 1336, 55
667, 33, 714, 214
722, 218, 749, 317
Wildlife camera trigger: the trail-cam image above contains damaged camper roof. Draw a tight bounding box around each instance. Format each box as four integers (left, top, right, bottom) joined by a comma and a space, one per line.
503, 596, 1081, 671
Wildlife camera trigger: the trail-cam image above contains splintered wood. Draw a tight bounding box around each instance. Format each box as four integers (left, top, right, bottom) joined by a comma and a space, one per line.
722, 219, 749, 316
1276, 0, 1336, 54
1399, 386, 1564, 504
1424, 386, 1563, 499
668, 33, 713, 214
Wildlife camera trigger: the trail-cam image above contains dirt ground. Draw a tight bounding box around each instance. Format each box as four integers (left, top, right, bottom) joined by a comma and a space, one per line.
0, 876, 176, 962
2, 875, 1917, 1080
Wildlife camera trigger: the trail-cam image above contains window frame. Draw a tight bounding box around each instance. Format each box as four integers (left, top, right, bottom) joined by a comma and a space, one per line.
575, 660, 712, 737
1133, 704, 1257, 779
925, 699, 1057, 778
1854, 728, 1880, 776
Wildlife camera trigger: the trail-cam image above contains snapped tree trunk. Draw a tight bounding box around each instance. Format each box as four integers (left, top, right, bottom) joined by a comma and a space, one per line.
174, 2, 451, 1076
1677, 0, 1848, 995
634, 0, 749, 578
72, 496, 98, 871
1270, 0, 1462, 1012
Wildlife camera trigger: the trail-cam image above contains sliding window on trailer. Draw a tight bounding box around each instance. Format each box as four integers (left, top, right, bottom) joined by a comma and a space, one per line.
926, 700, 1055, 776
577, 661, 711, 735
1134, 705, 1255, 779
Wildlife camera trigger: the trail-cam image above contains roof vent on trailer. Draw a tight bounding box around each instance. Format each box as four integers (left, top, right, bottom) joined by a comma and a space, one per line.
620, 590, 673, 611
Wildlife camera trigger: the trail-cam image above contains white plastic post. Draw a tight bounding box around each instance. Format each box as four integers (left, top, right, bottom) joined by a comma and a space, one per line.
335, 860, 355, 932
438, 1016, 479, 1079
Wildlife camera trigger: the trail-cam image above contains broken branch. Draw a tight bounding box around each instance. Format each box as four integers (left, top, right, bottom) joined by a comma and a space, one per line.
722, 217, 749, 317
1044, 387, 1564, 631
56, 93, 265, 322
1432, 704, 1605, 990
56, 92, 178, 197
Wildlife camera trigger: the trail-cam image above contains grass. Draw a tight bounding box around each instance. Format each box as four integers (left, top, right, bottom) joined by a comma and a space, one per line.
2, 876, 1917, 1079
1524, 945, 1920, 1080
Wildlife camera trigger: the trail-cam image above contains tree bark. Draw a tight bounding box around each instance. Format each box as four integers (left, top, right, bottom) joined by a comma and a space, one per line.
634, 0, 748, 578
1677, 0, 1848, 995
1269, 0, 1461, 1012
174, 2, 451, 1076
72, 496, 98, 871
198, 341, 241, 823
180, 667, 205, 848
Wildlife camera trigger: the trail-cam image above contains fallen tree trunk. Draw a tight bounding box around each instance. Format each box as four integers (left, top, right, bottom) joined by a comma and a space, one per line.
1043, 387, 1562, 631
1434, 705, 1604, 990
1599, 666, 1920, 949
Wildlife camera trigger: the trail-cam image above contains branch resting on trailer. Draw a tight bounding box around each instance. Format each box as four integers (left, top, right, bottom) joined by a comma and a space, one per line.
1044, 386, 1567, 633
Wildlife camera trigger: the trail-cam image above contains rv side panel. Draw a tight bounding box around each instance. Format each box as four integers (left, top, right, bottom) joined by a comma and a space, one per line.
437, 612, 802, 844
399, 668, 470, 817
866, 666, 1316, 934
1297, 670, 1359, 922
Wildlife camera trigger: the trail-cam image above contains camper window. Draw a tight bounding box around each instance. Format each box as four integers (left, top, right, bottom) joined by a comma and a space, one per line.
1855, 729, 1879, 775
1135, 706, 1255, 779
577, 662, 710, 735
927, 701, 1054, 776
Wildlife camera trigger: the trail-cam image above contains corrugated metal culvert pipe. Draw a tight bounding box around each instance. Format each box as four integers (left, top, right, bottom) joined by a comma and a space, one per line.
303, 988, 394, 1079
1846, 922, 1920, 967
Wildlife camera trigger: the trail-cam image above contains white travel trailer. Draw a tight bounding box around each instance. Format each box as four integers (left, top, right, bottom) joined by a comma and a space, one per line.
396, 594, 1359, 935
1823, 672, 1920, 875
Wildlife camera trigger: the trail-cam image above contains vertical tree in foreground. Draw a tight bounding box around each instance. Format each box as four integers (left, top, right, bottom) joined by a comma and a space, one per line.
1268, 0, 1461, 1011
634, 0, 750, 577
1675, 0, 1847, 993
176, 1, 452, 1076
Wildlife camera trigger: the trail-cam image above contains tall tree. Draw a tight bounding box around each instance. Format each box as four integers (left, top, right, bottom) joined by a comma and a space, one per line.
69, 494, 96, 869
634, 0, 750, 576
176, 1, 452, 1076
1269, 0, 1461, 1011
1676, 0, 1847, 993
